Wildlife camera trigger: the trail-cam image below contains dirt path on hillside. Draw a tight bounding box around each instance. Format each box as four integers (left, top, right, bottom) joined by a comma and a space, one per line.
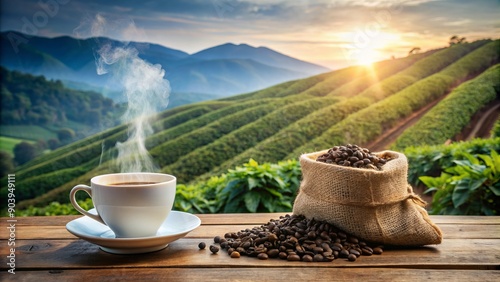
460, 100, 500, 140
363, 95, 447, 152
365, 98, 500, 152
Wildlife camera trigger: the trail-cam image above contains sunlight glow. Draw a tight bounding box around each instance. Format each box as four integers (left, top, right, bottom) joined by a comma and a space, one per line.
355, 49, 379, 66
342, 30, 401, 66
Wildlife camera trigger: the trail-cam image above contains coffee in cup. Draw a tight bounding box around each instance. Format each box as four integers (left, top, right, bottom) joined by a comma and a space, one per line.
70, 172, 176, 238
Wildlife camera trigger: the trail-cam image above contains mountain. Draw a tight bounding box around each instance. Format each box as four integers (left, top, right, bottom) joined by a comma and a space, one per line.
167, 58, 307, 95
4, 39, 498, 211
0, 31, 329, 105
191, 43, 329, 75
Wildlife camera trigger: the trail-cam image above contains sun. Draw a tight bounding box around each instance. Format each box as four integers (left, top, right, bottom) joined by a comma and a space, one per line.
342, 30, 400, 66
355, 49, 379, 66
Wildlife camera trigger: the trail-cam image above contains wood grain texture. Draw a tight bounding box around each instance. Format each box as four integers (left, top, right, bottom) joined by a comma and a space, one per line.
1, 238, 499, 270
2, 268, 499, 282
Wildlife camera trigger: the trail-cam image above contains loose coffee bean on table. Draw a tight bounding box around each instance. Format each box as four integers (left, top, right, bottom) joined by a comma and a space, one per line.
209, 214, 383, 263
198, 242, 206, 250
316, 144, 392, 170
209, 245, 220, 254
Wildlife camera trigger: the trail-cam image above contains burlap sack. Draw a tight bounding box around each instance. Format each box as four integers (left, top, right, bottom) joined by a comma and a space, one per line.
293, 149, 442, 246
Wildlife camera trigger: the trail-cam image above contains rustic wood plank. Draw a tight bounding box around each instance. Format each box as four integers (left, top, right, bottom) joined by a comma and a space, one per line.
1, 238, 498, 270
7, 214, 500, 227
427, 216, 500, 225
2, 268, 499, 282
7, 223, 500, 240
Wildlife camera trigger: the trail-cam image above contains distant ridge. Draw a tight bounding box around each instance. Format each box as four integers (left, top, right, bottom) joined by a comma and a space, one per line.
191, 42, 329, 74
0, 31, 329, 105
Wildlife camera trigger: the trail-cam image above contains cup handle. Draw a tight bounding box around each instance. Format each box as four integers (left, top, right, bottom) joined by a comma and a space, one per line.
70, 184, 106, 225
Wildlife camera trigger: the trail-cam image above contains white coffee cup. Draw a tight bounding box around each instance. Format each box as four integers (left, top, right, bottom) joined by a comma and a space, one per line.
70, 172, 176, 238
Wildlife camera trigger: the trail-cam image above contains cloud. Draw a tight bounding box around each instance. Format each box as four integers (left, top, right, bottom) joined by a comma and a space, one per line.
0, 0, 498, 69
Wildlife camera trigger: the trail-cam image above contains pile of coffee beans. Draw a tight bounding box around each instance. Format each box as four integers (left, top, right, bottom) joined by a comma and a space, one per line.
316, 144, 391, 170
202, 214, 383, 262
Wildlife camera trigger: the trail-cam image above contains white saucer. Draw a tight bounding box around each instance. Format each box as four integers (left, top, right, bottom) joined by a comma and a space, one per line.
66, 209, 201, 254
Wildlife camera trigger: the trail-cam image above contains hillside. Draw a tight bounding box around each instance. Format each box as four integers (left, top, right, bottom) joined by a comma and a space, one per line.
0, 67, 122, 145
0, 31, 328, 103
2, 39, 499, 211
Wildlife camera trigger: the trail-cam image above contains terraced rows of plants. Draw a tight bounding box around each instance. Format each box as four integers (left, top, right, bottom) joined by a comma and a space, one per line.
2, 39, 498, 212
204, 40, 493, 178
288, 40, 499, 158
392, 63, 500, 149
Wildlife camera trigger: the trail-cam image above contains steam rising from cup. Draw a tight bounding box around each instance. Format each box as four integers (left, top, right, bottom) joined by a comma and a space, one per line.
79, 14, 170, 173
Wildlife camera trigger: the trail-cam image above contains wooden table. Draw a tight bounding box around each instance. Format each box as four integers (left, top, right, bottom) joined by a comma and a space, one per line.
1, 213, 499, 281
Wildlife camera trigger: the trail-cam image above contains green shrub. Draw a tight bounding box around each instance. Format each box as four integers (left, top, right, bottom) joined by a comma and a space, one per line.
399, 40, 489, 79
264, 76, 327, 98
221, 80, 297, 101
219, 159, 301, 213
151, 105, 221, 135
302, 66, 369, 97
404, 137, 500, 186
15, 160, 115, 210
174, 175, 227, 214
0, 166, 88, 208
17, 198, 94, 216
492, 118, 500, 138
420, 150, 500, 215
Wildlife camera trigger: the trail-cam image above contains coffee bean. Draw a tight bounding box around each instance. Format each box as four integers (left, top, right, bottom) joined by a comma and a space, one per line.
220, 241, 229, 249
198, 242, 206, 250
210, 245, 219, 254
349, 249, 361, 257
361, 248, 373, 256
214, 236, 221, 243
268, 234, 278, 242
307, 231, 316, 240
340, 249, 349, 258
313, 254, 324, 262
313, 247, 324, 253
373, 247, 383, 255
267, 249, 280, 258
302, 255, 313, 262
231, 251, 241, 258
348, 254, 357, 261
257, 253, 269, 260
348, 237, 359, 244
287, 254, 301, 261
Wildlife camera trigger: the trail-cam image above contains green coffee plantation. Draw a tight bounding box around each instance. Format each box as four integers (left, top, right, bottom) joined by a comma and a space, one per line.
2, 39, 499, 216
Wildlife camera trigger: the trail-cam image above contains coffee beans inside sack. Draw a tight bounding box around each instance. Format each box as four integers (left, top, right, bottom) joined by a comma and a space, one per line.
293, 145, 442, 246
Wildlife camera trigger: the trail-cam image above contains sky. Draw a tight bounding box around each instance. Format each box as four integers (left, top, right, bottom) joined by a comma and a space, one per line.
1, 0, 499, 69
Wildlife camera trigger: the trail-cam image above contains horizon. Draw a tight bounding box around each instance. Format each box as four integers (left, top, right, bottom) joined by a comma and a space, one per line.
1, 0, 498, 70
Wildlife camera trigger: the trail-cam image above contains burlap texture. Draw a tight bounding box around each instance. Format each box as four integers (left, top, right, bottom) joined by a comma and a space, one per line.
293, 149, 442, 246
